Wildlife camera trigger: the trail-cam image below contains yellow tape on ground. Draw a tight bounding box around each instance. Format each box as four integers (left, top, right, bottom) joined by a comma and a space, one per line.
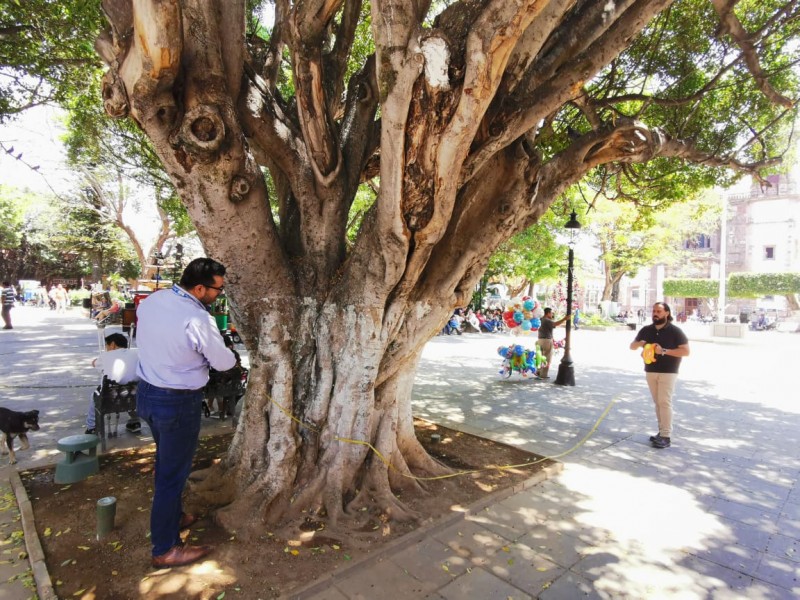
269, 395, 617, 481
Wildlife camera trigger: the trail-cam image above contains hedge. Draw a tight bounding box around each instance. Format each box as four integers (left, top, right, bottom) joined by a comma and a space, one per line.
663, 273, 800, 299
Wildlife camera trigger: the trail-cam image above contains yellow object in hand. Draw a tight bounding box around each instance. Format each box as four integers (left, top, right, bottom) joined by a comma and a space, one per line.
642, 343, 656, 365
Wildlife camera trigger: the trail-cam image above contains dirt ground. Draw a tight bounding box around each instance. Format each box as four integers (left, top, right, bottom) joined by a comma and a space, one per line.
21, 421, 549, 599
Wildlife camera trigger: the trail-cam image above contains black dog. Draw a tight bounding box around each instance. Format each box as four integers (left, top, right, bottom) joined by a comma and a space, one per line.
0, 408, 40, 464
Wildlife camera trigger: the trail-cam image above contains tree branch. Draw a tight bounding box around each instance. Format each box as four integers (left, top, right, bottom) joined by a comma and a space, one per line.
711, 0, 795, 108
217, 0, 246, 101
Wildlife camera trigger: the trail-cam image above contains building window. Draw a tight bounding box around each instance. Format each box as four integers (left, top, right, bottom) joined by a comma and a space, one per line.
764, 246, 775, 260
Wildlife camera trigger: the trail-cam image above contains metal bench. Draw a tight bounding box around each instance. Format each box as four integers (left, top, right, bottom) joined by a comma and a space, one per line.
203, 366, 248, 421
93, 376, 140, 451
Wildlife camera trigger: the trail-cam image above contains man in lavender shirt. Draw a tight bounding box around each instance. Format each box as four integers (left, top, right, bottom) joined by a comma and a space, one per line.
136, 258, 236, 568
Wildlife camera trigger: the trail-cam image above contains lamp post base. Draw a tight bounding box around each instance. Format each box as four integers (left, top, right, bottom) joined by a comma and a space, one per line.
554, 362, 575, 386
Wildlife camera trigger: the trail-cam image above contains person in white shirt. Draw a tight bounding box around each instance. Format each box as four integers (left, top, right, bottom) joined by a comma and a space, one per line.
85, 333, 139, 434
136, 258, 236, 568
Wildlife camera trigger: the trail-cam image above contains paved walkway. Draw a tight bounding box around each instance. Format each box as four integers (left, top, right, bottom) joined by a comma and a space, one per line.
302, 325, 800, 599
1, 307, 798, 599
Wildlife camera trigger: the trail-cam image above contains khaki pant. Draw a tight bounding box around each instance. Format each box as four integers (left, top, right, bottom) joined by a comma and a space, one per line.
536, 338, 553, 378
645, 372, 678, 437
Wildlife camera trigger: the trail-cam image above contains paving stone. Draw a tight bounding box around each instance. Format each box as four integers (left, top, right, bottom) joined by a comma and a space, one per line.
305, 585, 350, 600
754, 554, 800, 592
431, 520, 509, 568
333, 558, 435, 600
515, 524, 590, 569
466, 501, 541, 542
437, 566, 532, 600
709, 498, 781, 531
389, 536, 470, 586
538, 570, 603, 600
480, 538, 565, 595
688, 540, 763, 576
765, 531, 800, 564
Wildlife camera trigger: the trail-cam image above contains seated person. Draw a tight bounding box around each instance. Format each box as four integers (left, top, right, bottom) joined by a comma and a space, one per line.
85, 333, 140, 435
94, 299, 124, 322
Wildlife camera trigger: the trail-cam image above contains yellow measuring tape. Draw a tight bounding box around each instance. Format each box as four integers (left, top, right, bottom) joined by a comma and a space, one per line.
269, 396, 617, 481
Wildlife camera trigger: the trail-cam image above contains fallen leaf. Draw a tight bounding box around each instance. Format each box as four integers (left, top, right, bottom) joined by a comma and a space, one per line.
216, 593, 225, 600
73, 589, 85, 596
77, 546, 90, 551
43, 528, 52, 537
290, 549, 299, 556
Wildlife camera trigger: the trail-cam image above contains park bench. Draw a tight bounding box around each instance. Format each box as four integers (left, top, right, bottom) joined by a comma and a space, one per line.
93, 376, 141, 452
203, 366, 248, 421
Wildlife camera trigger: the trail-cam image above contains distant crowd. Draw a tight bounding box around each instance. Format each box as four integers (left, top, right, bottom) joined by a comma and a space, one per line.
440, 307, 507, 336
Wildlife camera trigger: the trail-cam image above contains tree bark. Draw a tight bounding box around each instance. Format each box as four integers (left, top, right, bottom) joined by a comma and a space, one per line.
95, 0, 795, 537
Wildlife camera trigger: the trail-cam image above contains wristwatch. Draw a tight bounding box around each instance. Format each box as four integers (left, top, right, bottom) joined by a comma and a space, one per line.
661, 349, 667, 356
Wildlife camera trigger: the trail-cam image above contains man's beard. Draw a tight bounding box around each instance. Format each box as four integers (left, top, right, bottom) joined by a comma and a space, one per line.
652, 316, 667, 325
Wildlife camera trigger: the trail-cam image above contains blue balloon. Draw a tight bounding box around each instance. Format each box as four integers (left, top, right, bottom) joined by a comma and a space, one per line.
521, 320, 532, 331
513, 311, 523, 323
523, 300, 534, 311
513, 344, 525, 356
531, 317, 541, 329
497, 346, 510, 358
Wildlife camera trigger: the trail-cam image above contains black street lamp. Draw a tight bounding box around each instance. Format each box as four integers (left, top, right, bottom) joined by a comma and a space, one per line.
153, 251, 164, 290
555, 210, 581, 386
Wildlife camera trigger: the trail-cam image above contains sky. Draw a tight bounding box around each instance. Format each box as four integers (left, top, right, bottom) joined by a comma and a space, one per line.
0, 105, 163, 249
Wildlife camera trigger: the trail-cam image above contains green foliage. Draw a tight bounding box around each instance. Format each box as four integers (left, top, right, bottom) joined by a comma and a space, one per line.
485, 211, 566, 287
62, 76, 193, 237
573, 0, 798, 204
0, 184, 139, 282
584, 190, 722, 297
728, 272, 800, 298
663, 278, 719, 298
664, 273, 800, 298
0, 0, 103, 122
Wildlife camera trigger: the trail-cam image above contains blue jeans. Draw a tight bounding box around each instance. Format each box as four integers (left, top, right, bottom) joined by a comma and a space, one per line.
135, 380, 203, 556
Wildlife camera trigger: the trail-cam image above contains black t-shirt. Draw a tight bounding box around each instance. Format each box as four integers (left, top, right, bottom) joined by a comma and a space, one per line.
634, 322, 689, 373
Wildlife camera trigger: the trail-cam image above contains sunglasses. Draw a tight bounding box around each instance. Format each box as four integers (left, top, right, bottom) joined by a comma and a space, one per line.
205, 284, 224, 292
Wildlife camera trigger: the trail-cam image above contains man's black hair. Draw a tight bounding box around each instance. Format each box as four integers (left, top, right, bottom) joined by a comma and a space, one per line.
179, 258, 227, 289
543, 307, 553, 316
105, 333, 129, 348
2, 281, 10, 287
654, 302, 673, 322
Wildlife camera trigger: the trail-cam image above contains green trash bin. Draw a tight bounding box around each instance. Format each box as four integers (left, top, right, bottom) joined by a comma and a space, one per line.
214, 314, 228, 331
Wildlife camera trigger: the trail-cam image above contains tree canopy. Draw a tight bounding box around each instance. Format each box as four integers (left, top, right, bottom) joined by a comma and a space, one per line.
0, 0, 102, 123
93, 0, 800, 534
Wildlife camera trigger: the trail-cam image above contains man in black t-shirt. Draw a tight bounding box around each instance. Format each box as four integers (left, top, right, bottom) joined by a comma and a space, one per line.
630, 302, 690, 449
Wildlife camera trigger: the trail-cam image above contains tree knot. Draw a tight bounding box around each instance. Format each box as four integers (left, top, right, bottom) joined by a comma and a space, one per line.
178, 105, 226, 160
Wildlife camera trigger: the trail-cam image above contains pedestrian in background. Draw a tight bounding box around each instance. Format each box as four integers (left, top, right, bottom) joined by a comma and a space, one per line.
535, 307, 569, 380
135, 258, 236, 568
2, 281, 15, 329
630, 302, 690, 449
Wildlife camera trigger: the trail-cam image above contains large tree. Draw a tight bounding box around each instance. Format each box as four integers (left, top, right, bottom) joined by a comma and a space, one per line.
588, 191, 722, 300
95, 0, 798, 536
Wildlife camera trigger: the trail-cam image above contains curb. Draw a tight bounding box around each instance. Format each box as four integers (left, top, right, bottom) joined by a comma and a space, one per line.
9, 470, 57, 600
285, 460, 564, 600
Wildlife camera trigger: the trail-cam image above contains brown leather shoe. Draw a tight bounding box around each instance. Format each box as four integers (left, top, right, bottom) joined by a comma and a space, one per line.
179, 513, 200, 529
152, 544, 212, 568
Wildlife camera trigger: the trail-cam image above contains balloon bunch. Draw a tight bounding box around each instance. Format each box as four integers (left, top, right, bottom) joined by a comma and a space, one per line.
501, 296, 544, 334
497, 344, 547, 378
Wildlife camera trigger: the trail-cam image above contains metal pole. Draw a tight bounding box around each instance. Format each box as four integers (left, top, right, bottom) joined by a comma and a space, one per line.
555, 246, 575, 386
718, 194, 727, 323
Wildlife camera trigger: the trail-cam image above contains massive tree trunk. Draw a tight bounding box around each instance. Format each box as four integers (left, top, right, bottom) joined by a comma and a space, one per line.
95, 0, 796, 536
